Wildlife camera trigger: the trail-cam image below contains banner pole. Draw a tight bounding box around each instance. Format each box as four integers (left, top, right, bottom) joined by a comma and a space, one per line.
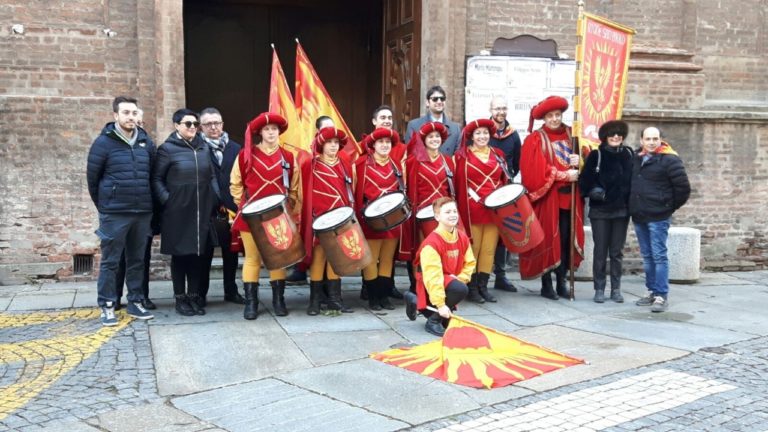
569, 0, 585, 302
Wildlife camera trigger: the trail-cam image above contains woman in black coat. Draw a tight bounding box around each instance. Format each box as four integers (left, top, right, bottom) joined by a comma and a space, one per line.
152, 109, 220, 316
579, 120, 633, 303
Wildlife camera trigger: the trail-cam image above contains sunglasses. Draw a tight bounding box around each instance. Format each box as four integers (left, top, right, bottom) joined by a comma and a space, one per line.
430, 96, 446, 102
179, 121, 200, 128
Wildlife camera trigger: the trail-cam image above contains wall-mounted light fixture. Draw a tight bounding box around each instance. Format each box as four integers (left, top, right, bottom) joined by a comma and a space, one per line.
102, 28, 117, 38
11, 24, 24, 35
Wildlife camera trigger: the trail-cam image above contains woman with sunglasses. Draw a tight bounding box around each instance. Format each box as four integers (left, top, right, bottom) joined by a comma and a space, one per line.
230, 113, 301, 320
153, 109, 221, 316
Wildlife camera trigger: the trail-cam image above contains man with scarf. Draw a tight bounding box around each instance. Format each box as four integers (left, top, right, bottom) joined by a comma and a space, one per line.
630, 126, 690, 312
519, 96, 585, 300
198, 107, 245, 307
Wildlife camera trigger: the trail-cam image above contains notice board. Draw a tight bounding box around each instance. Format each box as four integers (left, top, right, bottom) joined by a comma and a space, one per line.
464, 56, 576, 142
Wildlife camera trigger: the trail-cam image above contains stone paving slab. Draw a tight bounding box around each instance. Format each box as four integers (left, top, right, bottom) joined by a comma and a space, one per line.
275, 309, 392, 334
478, 292, 590, 327
0, 296, 10, 311
148, 301, 246, 325
659, 299, 768, 336
172, 378, 408, 432
151, 320, 312, 396
560, 312, 754, 352
7, 291, 75, 311
36, 418, 103, 431
86, 402, 224, 432
510, 325, 689, 392
277, 358, 482, 425
291, 329, 406, 365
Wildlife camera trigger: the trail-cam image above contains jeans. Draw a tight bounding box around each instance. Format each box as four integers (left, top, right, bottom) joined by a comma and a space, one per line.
633, 218, 670, 298
115, 236, 153, 301
591, 217, 629, 292
96, 212, 152, 307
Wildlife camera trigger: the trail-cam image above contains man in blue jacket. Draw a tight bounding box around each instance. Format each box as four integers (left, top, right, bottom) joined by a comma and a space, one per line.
198, 107, 245, 306
87, 96, 156, 325
404, 85, 462, 155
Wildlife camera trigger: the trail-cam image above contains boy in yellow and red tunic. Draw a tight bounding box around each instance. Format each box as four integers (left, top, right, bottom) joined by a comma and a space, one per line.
405, 197, 476, 337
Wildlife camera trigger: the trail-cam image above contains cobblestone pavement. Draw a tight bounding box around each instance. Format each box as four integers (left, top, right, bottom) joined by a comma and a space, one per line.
410, 336, 768, 432
0, 309, 161, 431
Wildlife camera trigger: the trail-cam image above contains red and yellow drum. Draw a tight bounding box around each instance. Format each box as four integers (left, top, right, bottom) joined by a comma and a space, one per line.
312, 206, 372, 276
483, 184, 544, 253
242, 194, 305, 270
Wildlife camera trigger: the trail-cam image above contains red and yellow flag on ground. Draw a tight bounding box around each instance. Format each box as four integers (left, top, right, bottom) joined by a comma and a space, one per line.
371, 316, 584, 389
295, 42, 361, 157
574, 13, 635, 150
268, 47, 309, 159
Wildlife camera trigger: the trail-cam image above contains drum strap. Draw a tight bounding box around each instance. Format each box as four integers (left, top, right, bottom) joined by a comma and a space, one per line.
390, 160, 406, 192
440, 155, 456, 198
492, 152, 514, 185
338, 161, 355, 205
279, 150, 290, 196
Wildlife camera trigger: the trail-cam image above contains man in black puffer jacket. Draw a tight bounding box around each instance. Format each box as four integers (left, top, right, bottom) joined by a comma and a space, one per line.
629, 126, 691, 313
87, 96, 156, 325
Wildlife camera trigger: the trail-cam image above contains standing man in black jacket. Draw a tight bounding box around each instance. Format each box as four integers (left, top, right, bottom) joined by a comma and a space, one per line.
488, 95, 521, 293
87, 96, 156, 326
629, 127, 691, 313
198, 107, 245, 306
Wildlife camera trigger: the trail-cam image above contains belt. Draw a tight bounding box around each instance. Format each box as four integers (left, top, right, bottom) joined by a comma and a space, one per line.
558, 186, 572, 194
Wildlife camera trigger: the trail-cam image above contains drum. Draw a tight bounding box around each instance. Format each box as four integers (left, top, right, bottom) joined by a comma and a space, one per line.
312, 206, 372, 276
415, 205, 438, 238
242, 194, 305, 270
484, 184, 544, 253
362, 191, 411, 232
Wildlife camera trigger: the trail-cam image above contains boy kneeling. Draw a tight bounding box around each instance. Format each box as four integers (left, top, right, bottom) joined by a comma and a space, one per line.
405, 197, 476, 336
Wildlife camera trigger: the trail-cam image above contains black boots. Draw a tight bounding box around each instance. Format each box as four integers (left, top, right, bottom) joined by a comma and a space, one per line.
467, 273, 484, 303
477, 272, 497, 303
425, 313, 445, 337
541, 272, 558, 300
243, 282, 259, 320
188, 294, 206, 315
270, 280, 288, 317
386, 276, 404, 300
367, 277, 395, 311
555, 269, 569, 298
494, 272, 518, 292
175, 294, 195, 316
307, 281, 322, 316
610, 289, 624, 303
404, 291, 418, 321
593, 289, 606, 303
326, 279, 353, 313
224, 285, 246, 304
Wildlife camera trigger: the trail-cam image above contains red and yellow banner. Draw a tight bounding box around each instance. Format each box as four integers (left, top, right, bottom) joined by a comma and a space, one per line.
295, 42, 361, 157
268, 47, 308, 159
371, 316, 584, 389
575, 13, 635, 149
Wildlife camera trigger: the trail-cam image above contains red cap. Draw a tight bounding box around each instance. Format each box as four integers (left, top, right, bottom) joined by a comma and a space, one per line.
312, 127, 348, 154
528, 96, 569, 132
247, 112, 288, 137
363, 127, 401, 150
418, 121, 448, 141
462, 118, 496, 141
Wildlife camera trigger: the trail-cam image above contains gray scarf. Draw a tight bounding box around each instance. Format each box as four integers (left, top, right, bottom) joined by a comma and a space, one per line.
203, 132, 229, 165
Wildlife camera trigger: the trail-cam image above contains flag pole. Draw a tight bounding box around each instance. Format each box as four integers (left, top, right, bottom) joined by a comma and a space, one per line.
569, 0, 585, 301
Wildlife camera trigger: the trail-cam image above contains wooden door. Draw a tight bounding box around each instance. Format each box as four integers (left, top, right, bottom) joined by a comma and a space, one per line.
382, 0, 421, 136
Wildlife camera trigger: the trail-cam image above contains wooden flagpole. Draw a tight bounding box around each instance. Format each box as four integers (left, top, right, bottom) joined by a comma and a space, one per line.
569, 0, 586, 301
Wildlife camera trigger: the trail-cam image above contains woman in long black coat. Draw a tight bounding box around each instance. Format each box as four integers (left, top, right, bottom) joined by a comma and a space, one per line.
579, 120, 633, 304
152, 108, 220, 316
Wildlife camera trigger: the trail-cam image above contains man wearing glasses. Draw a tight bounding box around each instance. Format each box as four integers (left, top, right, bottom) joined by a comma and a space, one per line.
197, 107, 245, 307
488, 95, 522, 294
404, 85, 462, 155
87, 96, 156, 326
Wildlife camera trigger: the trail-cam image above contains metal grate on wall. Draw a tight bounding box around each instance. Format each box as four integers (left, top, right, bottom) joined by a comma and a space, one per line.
73, 254, 94, 275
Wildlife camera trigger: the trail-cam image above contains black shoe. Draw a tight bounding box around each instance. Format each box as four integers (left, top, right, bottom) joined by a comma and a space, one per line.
404, 291, 418, 321
188, 295, 206, 315
326, 279, 353, 313
195, 296, 207, 308
141, 298, 157, 310
285, 268, 307, 285
368, 296, 382, 311
243, 282, 259, 320
467, 273, 485, 303
541, 273, 559, 300
593, 289, 606, 303
360, 283, 368, 301
174, 295, 195, 316
425, 314, 445, 337
115, 301, 124, 311
610, 289, 624, 303
386, 278, 404, 300
555, 271, 569, 298
379, 296, 395, 310
494, 274, 518, 292
477, 272, 497, 303
270, 280, 288, 317
307, 281, 322, 316
224, 292, 246, 305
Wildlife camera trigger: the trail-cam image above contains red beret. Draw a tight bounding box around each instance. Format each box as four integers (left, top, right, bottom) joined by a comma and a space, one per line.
462, 118, 496, 141
364, 127, 401, 149
418, 121, 448, 141
312, 127, 348, 154
528, 96, 569, 132
248, 112, 288, 137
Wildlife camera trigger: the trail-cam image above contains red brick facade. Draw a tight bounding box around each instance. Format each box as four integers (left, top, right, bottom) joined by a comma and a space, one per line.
0, 0, 765, 284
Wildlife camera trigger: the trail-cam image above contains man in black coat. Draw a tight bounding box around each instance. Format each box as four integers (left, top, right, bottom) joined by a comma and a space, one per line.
198, 107, 245, 306
87, 96, 156, 325
629, 127, 691, 313
488, 95, 522, 293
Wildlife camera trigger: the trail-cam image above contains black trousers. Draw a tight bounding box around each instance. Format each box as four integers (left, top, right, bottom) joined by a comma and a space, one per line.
116, 236, 152, 301
493, 243, 507, 275
200, 216, 240, 298
556, 209, 571, 278
422, 279, 469, 315
171, 254, 206, 296
590, 216, 629, 291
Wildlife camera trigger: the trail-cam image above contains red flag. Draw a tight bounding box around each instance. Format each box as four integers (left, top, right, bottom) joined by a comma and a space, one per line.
371, 316, 584, 389
269, 47, 310, 161
575, 13, 635, 150
295, 42, 361, 158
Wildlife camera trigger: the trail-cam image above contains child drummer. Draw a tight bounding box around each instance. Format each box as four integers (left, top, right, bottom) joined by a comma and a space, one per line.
405, 197, 476, 337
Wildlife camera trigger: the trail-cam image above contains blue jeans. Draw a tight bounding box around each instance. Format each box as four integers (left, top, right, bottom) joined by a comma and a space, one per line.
96, 212, 152, 307
633, 218, 670, 298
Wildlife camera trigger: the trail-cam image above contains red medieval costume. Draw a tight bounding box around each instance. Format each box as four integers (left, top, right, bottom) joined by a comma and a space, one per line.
519, 96, 585, 300
299, 127, 354, 314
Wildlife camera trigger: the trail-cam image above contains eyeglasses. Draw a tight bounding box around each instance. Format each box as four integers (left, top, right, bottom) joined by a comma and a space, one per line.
179, 121, 200, 128
429, 96, 446, 102
492, 107, 508, 112
201, 121, 223, 128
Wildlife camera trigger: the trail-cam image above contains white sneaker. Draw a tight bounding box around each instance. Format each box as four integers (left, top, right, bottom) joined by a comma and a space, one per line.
651, 296, 668, 313
100, 302, 118, 326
